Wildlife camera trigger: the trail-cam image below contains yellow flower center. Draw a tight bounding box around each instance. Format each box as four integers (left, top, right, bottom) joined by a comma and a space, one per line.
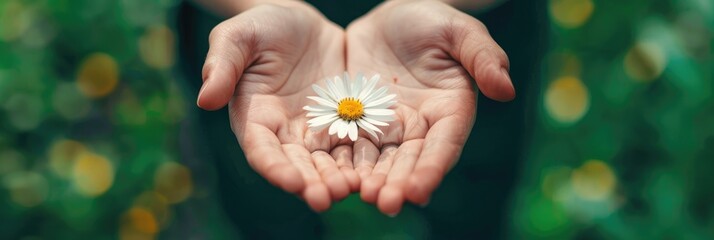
337, 97, 364, 121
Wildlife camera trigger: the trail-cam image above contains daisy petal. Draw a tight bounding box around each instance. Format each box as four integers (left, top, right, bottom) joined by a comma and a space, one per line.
328, 120, 342, 135
352, 73, 363, 97
307, 114, 338, 126
306, 111, 333, 117
358, 119, 384, 135
358, 74, 380, 100
326, 77, 344, 100
362, 117, 389, 126
343, 72, 352, 95
365, 94, 396, 108
356, 120, 379, 140
334, 76, 348, 99
364, 108, 396, 116
307, 96, 337, 108
347, 121, 358, 141
363, 86, 388, 103
312, 84, 337, 102
365, 113, 395, 122
337, 120, 349, 139
369, 100, 397, 109
310, 120, 332, 132
303, 105, 334, 112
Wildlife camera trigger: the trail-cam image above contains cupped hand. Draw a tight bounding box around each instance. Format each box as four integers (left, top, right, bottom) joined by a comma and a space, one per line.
345, 0, 515, 215
196, 2, 359, 212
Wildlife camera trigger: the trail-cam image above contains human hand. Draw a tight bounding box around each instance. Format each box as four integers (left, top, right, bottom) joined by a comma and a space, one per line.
196, 2, 360, 212
345, 0, 515, 215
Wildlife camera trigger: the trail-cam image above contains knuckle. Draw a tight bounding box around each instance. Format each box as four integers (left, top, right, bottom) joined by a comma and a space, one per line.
208, 18, 258, 46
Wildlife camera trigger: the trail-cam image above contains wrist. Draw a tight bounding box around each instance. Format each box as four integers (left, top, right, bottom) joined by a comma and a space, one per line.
438, 0, 505, 11
239, 0, 306, 12
193, 0, 305, 17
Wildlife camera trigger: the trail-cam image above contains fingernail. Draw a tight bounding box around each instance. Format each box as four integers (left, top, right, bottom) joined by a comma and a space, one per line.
501, 67, 516, 100
196, 82, 208, 108
387, 213, 398, 218
501, 67, 511, 80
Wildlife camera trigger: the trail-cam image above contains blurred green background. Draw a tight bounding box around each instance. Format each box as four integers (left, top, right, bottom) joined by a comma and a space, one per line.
0, 0, 712, 239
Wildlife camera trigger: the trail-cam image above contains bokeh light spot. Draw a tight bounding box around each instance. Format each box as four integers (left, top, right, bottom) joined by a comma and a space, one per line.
624, 41, 667, 82
52, 82, 91, 121
120, 207, 157, 240
0, 149, 24, 176
114, 89, 147, 126
571, 160, 616, 201
3, 93, 44, 131
134, 191, 171, 228
49, 139, 87, 178
71, 152, 114, 197
549, 0, 594, 28
3, 171, 49, 208
76, 53, 119, 98
139, 25, 175, 69
0, 1, 32, 41
525, 195, 569, 236
154, 162, 193, 204
544, 76, 590, 124
546, 51, 582, 78
129, 207, 159, 234
541, 166, 572, 200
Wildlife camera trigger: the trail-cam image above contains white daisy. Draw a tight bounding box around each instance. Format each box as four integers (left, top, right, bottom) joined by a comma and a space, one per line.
303, 73, 396, 141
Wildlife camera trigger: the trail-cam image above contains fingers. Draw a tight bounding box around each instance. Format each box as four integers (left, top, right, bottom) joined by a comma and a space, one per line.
283, 144, 331, 212
449, 14, 515, 102
312, 151, 350, 201
405, 116, 466, 206
360, 145, 397, 204
332, 145, 360, 192
197, 15, 255, 110
353, 138, 379, 179
240, 125, 305, 194
377, 140, 423, 216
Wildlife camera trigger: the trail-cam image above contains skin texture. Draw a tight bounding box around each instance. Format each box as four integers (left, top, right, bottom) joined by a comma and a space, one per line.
196, 0, 514, 214
197, 2, 359, 212
346, 0, 514, 215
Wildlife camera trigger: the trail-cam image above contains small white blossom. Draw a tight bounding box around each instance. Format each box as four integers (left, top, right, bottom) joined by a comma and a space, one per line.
303, 73, 396, 141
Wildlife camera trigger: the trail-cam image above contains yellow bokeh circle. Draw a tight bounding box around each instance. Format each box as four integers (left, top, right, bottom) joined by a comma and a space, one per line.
544, 76, 590, 124
128, 207, 158, 234
76, 52, 119, 98
71, 152, 115, 197
134, 191, 171, 228
0, 1, 32, 41
139, 25, 175, 69
624, 41, 667, 82
154, 162, 193, 204
4, 171, 49, 208
549, 0, 594, 29
571, 160, 616, 201
49, 139, 87, 178
120, 207, 158, 240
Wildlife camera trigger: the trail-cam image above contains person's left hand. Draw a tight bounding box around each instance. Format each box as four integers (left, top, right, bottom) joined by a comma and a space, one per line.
345, 0, 515, 215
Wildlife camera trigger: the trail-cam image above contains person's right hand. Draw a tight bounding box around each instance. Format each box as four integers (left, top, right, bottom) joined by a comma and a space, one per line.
196, 2, 359, 212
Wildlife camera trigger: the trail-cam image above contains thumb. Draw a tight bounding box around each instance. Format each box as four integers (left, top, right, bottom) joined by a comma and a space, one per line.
197, 18, 255, 110
449, 15, 515, 102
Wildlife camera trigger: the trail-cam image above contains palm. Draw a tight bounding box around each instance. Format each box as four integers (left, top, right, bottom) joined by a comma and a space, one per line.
345, 0, 512, 214
199, 1, 513, 214
199, 4, 358, 211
